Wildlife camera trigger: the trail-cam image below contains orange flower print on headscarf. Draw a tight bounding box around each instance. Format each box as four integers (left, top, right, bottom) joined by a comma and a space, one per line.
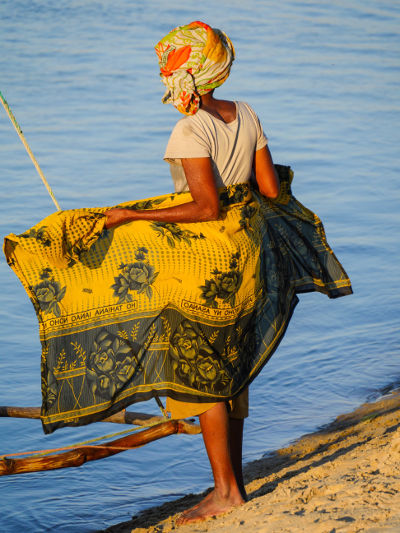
155, 21, 235, 115
160, 45, 192, 76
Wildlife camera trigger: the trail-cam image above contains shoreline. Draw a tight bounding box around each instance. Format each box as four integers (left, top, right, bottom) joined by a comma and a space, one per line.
103, 390, 400, 533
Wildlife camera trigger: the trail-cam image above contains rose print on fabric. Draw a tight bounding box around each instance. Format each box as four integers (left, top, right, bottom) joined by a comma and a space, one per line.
32, 268, 66, 317
111, 248, 159, 302
170, 320, 230, 392
86, 330, 137, 398
200, 252, 243, 308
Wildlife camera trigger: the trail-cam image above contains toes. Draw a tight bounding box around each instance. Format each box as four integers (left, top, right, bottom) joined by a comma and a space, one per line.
176, 510, 203, 526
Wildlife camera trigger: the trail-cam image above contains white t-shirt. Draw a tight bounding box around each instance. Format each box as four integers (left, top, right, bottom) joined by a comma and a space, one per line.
164, 101, 268, 192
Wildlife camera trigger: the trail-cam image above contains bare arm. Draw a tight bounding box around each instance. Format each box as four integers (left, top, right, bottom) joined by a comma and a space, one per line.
105, 157, 219, 229
253, 146, 280, 198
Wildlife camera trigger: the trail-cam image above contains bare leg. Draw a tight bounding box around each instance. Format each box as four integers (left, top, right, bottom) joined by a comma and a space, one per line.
229, 417, 247, 500
177, 402, 244, 524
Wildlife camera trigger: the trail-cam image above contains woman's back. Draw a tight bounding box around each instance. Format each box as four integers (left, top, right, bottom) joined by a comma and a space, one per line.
165, 101, 268, 192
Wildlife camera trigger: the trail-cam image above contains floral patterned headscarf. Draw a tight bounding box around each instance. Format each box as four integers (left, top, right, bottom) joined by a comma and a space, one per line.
155, 21, 235, 115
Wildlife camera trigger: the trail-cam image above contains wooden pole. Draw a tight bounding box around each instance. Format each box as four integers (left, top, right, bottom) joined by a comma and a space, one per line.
0, 405, 168, 428
0, 419, 200, 476
0, 405, 200, 433
0, 406, 42, 420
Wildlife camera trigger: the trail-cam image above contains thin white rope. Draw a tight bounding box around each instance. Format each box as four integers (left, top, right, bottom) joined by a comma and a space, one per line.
0, 90, 61, 211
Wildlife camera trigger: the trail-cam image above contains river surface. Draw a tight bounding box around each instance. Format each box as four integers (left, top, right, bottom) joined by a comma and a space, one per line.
0, 1, 399, 531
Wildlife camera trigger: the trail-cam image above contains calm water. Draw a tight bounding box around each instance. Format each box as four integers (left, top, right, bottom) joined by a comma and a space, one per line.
0, 1, 399, 531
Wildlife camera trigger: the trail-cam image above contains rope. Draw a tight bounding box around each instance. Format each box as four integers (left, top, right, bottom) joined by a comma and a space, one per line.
155, 396, 169, 418
0, 417, 169, 460
0, 89, 171, 454
0, 90, 61, 211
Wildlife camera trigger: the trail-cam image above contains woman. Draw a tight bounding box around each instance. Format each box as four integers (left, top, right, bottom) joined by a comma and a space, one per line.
4, 20, 352, 526
103, 21, 348, 523
105, 21, 280, 523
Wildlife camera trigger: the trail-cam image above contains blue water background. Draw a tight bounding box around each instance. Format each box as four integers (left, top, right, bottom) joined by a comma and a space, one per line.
0, 1, 399, 531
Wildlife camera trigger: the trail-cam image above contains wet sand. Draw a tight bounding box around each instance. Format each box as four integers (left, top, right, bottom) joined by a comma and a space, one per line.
103, 390, 400, 533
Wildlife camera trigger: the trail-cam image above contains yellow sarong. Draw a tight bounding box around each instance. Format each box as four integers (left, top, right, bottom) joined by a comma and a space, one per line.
3, 165, 352, 433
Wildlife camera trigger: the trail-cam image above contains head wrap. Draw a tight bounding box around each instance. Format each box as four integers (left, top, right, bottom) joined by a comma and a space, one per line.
155, 21, 235, 115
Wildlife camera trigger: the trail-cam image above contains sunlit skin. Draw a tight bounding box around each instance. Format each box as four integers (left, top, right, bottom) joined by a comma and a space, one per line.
105, 91, 280, 523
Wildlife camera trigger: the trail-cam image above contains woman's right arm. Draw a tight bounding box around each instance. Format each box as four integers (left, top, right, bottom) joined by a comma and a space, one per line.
104, 157, 219, 229
253, 146, 280, 199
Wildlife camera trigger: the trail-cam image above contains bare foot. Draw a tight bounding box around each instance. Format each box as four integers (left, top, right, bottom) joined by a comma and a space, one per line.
177, 488, 244, 525
183, 483, 247, 514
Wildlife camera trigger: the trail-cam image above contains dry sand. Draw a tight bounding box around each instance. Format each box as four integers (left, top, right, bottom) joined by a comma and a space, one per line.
103, 390, 400, 533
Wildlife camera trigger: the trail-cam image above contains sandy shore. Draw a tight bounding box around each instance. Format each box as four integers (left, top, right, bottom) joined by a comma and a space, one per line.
103, 390, 400, 533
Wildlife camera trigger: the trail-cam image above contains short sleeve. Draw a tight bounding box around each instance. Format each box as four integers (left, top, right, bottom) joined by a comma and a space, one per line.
164, 118, 210, 161
242, 102, 268, 151
255, 114, 268, 151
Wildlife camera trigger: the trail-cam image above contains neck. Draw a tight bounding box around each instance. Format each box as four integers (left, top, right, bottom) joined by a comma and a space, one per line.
198, 92, 236, 124
200, 92, 217, 108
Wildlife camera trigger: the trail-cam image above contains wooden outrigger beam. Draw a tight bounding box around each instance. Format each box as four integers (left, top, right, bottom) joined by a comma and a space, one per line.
0, 406, 201, 477
0, 405, 175, 428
